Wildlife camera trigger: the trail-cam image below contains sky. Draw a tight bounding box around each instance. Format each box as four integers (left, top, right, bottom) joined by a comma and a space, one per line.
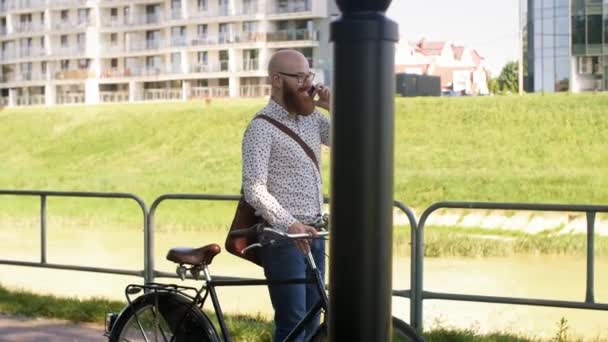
386, 0, 521, 76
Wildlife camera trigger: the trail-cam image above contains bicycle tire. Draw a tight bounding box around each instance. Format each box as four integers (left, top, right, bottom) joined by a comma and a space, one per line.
109, 291, 220, 342
307, 316, 424, 342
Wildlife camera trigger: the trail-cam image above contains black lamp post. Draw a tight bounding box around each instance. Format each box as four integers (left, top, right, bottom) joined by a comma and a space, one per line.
329, 0, 398, 340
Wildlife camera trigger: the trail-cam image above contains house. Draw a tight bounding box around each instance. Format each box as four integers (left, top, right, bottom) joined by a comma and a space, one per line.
395, 39, 489, 95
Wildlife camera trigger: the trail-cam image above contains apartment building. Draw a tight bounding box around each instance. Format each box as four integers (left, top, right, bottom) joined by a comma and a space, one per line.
0, 0, 333, 106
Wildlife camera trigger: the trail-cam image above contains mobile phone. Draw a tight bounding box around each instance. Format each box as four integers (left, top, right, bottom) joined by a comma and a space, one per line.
308, 84, 317, 97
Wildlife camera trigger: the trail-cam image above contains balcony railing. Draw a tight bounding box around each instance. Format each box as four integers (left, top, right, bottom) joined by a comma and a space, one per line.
57, 93, 85, 104
100, 91, 129, 103
132, 13, 164, 26
100, 68, 135, 78
240, 59, 259, 71
5, 0, 47, 11
12, 71, 49, 82
18, 47, 48, 59
16, 95, 45, 106
143, 88, 182, 101
170, 8, 182, 20
189, 6, 232, 19
14, 22, 45, 33
53, 20, 90, 30
189, 63, 227, 73
128, 39, 166, 52
267, 0, 311, 14
50, 0, 87, 8
53, 69, 91, 80
170, 37, 187, 47
233, 31, 266, 43
235, 2, 260, 15
52, 46, 86, 57
239, 84, 271, 97
267, 29, 318, 42
191, 86, 230, 98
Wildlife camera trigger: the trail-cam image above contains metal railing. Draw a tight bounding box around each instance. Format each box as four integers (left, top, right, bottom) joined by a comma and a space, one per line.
190, 86, 230, 98
143, 88, 182, 101
15, 94, 45, 106
1, 190, 607, 334
411, 201, 608, 332
0, 190, 149, 280
100, 91, 129, 103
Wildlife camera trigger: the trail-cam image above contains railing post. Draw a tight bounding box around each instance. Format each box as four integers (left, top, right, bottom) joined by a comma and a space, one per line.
413, 214, 425, 333
40, 194, 47, 264
585, 211, 596, 303
144, 211, 154, 284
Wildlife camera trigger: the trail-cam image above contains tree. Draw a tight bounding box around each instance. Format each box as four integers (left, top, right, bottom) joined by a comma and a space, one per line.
493, 61, 519, 94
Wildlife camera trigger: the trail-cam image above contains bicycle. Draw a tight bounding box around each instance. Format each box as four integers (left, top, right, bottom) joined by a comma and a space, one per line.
105, 220, 423, 341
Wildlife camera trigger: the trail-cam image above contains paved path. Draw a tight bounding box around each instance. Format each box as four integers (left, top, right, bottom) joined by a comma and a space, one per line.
0, 315, 105, 342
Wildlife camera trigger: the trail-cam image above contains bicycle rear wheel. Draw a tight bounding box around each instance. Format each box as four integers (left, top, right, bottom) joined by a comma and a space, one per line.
308, 316, 423, 342
109, 291, 220, 342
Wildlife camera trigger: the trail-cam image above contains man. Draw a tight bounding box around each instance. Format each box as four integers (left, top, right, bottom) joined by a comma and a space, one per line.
241, 49, 331, 341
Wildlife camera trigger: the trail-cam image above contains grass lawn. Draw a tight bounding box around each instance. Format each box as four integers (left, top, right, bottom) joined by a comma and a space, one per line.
0, 93, 606, 228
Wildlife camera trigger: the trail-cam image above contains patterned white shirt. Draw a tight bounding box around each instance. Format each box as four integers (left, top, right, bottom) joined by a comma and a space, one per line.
242, 99, 330, 231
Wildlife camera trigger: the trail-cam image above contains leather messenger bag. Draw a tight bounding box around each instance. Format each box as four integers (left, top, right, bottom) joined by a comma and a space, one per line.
225, 114, 320, 266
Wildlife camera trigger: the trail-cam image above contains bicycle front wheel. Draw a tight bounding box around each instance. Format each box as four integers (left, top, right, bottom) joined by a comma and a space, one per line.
308, 316, 423, 342
109, 291, 220, 342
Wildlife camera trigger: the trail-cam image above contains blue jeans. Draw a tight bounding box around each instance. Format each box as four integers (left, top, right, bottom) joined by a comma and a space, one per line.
259, 239, 326, 342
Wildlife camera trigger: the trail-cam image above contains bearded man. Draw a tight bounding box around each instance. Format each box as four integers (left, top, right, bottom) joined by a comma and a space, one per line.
241, 49, 331, 342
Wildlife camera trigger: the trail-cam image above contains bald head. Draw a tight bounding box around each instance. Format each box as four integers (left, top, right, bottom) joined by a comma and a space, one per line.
268, 50, 310, 76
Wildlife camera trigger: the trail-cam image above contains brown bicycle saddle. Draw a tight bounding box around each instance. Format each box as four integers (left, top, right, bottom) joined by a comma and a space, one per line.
166, 244, 221, 266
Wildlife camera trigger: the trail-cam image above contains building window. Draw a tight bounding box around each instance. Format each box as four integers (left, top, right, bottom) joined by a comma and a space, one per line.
60, 60, 70, 70
197, 51, 208, 65
111, 58, 118, 68
77, 33, 85, 48
77, 8, 90, 25
41, 61, 46, 74
60, 10, 69, 21
110, 33, 118, 45
60, 35, 68, 47
197, 24, 207, 39
219, 50, 229, 71
587, 15, 602, 45
110, 8, 118, 17
78, 59, 89, 69
197, 0, 207, 11
242, 21, 257, 33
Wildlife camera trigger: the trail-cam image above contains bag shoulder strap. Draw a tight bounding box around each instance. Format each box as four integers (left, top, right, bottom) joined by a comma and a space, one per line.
255, 114, 319, 172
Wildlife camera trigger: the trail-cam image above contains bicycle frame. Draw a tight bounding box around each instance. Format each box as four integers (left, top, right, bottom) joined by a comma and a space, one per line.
117, 249, 329, 342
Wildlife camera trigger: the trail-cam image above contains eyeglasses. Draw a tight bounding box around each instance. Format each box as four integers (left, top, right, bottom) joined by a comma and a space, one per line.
277, 71, 315, 86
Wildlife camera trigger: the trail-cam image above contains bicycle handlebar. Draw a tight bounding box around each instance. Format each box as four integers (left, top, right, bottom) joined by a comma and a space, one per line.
238, 226, 329, 254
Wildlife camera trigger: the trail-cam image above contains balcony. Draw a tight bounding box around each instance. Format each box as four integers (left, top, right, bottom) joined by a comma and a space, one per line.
128, 39, 166, 52
53, 69, 92, 80
189, 6, 231, 19
189, 60, 230, 73
267, 0, 311, 14
169, 8, 183, 20
50, 0, 87, 8
14, 21, 45, 34
233, 31, 266, 43
143, 88, 182, 101
235, 3, 260, 15
101, 68, 135, 78
57, 93, 85, 104
100, 91, 129, 103
19, 47, 48, 58
240, 84, 271, 97
53, 20, 90, 31
16, 94, 45, 106
6, 0, 47, 11
14, 71, 48, 82
169, 36, 187, 47
267, 29, 318, 42
240, 59, 259, 71
190, 86, 229, 98
131, 12, 164, 26
52, 46, 86, 57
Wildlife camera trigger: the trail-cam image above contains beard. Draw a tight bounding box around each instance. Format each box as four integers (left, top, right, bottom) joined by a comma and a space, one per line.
283, 84, 315, 116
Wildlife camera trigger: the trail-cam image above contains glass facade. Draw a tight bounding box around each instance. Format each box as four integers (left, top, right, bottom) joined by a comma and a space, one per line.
525, 0, 607, 92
